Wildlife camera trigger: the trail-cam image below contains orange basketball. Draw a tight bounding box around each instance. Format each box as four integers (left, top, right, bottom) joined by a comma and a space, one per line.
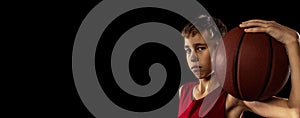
215, 26, 290, 101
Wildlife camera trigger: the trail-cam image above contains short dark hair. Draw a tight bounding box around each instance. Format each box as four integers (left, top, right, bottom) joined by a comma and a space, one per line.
182, 15, 227, 40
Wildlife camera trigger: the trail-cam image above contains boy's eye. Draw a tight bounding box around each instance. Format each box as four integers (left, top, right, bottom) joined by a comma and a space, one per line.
185, 49, 191, 54
197, 47, 207, 51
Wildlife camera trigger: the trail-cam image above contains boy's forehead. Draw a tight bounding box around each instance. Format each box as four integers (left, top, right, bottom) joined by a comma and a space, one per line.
184, 34, 206, 45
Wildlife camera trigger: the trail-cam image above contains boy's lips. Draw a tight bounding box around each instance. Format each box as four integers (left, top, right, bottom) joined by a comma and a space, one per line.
191, 66, 201, 71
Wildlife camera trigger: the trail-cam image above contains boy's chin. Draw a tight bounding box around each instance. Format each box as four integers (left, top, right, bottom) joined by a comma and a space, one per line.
194, 74, 203, 80
194, 73, 209, 80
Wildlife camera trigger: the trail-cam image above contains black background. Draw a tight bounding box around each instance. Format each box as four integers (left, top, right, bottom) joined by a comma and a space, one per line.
15, 0, 298, 117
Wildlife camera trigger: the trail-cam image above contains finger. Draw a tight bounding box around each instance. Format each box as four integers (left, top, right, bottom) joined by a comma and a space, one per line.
243, 27, 280, 41
241, 19, 271, 24
239, 21, 270, 28
243, 27, 268, 33
240, 19, 277, 28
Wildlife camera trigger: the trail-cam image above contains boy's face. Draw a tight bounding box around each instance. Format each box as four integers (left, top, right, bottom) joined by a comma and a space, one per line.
184, 33, 212, 79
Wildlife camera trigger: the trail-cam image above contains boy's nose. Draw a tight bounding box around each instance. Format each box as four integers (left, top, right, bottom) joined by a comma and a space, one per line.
190, 52, 198, 62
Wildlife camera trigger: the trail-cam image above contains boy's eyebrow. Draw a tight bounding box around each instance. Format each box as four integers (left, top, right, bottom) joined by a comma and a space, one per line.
184, 43, 206, 48
194, 43, 207, 46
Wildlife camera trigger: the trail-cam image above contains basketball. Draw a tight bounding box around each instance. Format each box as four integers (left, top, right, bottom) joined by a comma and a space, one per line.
214, 26, 290, 101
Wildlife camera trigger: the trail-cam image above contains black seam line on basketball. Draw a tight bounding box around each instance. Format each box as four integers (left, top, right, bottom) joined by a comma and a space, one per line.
234, 32, 245, 100
257, 35, 273, 100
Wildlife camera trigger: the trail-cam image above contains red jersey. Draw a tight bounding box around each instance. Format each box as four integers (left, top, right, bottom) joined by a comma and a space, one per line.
178, 82, 227, 118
